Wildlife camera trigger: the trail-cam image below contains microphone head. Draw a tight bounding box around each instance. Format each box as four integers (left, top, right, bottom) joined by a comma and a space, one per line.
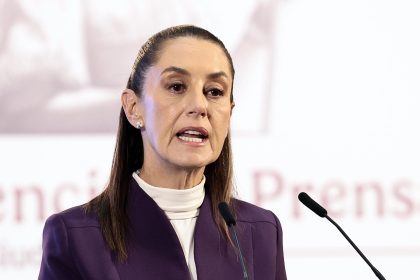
218, 202, 236, 226
298, 192, 328, 218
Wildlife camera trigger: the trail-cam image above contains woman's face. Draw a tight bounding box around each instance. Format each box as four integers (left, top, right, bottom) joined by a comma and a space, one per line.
138, 37, 233, 172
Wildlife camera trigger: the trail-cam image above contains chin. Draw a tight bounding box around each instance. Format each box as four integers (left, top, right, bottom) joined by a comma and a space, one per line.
173, 156, 213, 169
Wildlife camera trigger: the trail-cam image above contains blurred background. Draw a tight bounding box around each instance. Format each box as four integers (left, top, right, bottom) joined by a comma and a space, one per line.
1, 0, 420, 278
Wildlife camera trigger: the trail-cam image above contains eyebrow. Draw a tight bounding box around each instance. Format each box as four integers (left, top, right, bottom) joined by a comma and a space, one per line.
161, 66, 229, 80
161, 66, 190, 76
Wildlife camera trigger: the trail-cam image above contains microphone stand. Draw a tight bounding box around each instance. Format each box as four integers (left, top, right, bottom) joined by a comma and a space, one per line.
325, 215, 386, 280
230, 225, 249, 280
298, 192, 386, 280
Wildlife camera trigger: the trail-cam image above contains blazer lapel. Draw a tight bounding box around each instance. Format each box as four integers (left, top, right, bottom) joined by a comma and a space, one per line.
114, 178, 191, 280
194, 196, 254, 280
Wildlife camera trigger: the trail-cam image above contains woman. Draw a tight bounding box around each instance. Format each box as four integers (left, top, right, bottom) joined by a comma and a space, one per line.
39, 25, 287, 280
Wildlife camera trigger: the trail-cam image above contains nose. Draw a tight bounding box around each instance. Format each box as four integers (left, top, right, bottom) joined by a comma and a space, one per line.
186, 90, 208, 118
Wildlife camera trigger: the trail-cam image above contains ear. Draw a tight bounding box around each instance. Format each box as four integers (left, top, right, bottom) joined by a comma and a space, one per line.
230, 101, 235, 116
121, 89, 143, 128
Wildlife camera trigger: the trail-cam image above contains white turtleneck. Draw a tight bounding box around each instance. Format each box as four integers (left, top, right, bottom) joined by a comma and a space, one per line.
132, 172, 205, 280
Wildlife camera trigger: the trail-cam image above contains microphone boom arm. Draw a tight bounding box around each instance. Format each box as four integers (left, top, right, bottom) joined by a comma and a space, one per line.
298, 192, 386, 280
231, 225, 249, 280
325, 215, 386, 280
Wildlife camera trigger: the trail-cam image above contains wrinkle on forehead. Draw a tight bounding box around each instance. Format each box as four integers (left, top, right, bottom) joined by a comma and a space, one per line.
154, 37, 233, 81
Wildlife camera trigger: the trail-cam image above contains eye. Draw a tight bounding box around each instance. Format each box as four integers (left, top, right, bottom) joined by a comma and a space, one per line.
206, 88, 224, 98
168, 82, 186, 94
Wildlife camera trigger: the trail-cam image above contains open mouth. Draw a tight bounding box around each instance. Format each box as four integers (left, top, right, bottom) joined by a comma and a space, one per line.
176, 128, 208, 143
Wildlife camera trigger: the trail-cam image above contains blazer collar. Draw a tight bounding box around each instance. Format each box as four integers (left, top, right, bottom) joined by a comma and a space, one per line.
117, 177, 253, 280
116, 177, 190, 279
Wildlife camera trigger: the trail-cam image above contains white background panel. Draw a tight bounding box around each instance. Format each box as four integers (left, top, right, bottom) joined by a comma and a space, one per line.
1, 0, 420, 279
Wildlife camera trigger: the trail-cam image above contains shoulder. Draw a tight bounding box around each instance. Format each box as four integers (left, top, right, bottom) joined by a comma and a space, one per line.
40, 206, 112, 279
232, 198, 280, 229
44, 204, 100, 231
232, 198, 287, 278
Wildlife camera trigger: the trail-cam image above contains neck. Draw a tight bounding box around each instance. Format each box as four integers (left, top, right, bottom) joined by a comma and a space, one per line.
138, 163, 205, 190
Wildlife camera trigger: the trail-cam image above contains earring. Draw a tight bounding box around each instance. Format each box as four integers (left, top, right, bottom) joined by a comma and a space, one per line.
136, 120, 143, 129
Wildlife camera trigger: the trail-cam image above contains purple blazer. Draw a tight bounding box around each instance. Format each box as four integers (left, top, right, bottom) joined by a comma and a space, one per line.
39, 178, 287, 279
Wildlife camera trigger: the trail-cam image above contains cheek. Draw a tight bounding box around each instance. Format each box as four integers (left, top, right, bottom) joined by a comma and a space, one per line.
212, 107, 232, 139
144, 94, 166, 125
145, 99, 181, 143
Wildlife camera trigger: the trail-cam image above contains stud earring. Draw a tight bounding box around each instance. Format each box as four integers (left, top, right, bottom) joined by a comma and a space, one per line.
136, 120, 143, 129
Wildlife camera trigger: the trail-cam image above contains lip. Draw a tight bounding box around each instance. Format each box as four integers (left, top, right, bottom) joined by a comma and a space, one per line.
175, 126, 209, 146
176, 126, 209, 137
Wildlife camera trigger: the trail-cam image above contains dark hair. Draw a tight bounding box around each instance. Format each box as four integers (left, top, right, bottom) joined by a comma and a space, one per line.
86, 25, 235, 261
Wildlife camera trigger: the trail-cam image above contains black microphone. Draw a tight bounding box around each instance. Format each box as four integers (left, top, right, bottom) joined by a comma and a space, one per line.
298, 192, 386, 280
218, 202, 249, 280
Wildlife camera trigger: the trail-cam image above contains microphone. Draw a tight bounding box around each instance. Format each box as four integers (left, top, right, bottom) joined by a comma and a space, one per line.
298, 192, 386, 280
218, 202, 249, 280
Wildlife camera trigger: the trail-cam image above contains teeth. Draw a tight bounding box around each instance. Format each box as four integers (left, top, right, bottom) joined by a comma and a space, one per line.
178, 136, 204, 143
183, 130, 202, 136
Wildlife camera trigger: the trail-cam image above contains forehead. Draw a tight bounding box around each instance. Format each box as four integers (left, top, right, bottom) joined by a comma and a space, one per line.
155, 37, 232, 78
